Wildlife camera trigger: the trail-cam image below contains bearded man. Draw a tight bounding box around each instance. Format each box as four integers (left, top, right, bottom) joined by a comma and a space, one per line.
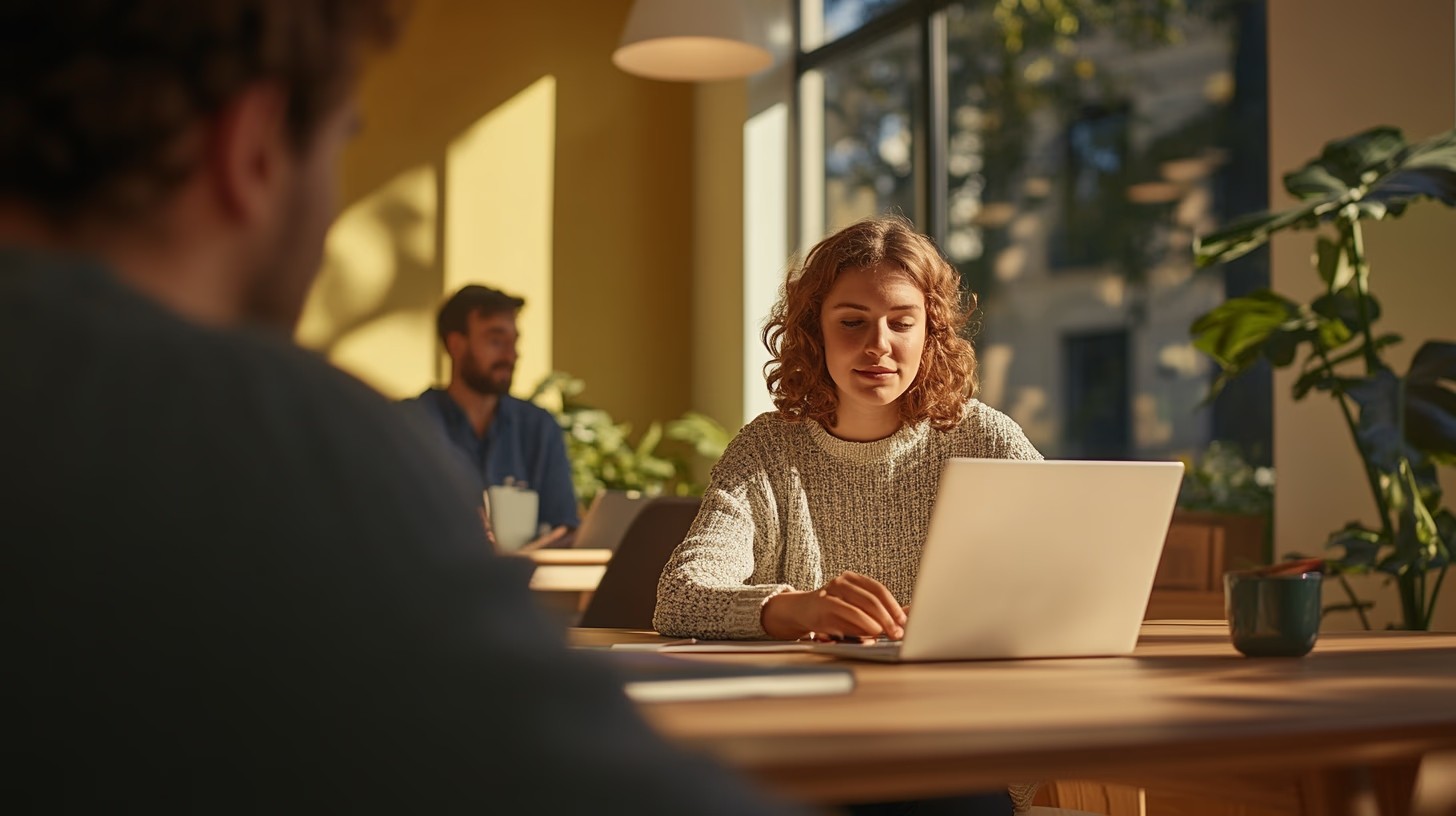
405, 285, 579, 546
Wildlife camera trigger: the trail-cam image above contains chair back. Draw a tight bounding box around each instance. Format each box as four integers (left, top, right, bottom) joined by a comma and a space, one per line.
578, 496, 700, 629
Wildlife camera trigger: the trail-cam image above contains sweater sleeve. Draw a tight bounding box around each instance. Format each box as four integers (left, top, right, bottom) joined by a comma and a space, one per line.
653, 426, 794, 639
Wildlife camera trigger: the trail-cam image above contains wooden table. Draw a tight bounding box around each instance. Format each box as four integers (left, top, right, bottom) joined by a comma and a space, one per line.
574, 622, 1456, 814
524, 548, 612, 593
515, 548, 613, 626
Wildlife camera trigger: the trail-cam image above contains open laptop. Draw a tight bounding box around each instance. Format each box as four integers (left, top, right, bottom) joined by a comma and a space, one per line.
572, 489, 651, 552
814, 458, 1184, 662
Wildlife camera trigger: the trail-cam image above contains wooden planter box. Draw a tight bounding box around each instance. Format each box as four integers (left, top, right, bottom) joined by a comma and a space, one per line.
1144, 509, 1268, 620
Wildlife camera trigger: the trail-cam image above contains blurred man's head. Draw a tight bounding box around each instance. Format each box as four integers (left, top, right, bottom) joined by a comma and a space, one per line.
437, 285, 526, 397
0, 1, 405, 329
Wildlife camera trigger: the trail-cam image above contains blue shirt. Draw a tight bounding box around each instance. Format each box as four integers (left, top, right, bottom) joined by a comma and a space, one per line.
403, 389, 580, 529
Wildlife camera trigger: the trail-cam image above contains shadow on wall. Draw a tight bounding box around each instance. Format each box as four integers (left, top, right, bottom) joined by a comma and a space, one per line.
296, 164, 442, 398
297, 72, 561, 400
291, 0, 696, 426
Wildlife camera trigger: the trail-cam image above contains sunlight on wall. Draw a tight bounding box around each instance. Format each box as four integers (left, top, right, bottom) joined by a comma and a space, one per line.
694, 80, 749, 431
1157, 343, 1204, 378
296, 76, 558, 401
297, 165, 439, 399
977, 343, 1013, 410
1095, 274, 1125, 307
994, 245, 1027, 283
1133, 393, 1173, 448
744, 101, 789, 422
445, 75, 557, 398
1008, 386, 1054, 449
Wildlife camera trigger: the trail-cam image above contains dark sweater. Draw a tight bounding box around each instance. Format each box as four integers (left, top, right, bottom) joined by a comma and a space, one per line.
0, 248, 798, 814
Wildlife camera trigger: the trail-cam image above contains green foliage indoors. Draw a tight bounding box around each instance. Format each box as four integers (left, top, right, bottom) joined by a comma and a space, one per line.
1190, 126, 1456, 630
1177, 442, 1275, 564
529, 372, 731, 508
1177, 441, 1274, 519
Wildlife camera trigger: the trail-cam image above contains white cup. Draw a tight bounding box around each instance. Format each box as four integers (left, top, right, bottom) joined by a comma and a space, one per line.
486, 484, 539, 552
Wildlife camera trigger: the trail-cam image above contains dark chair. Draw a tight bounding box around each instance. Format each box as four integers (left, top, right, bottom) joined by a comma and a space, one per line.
577, 496, 701, 629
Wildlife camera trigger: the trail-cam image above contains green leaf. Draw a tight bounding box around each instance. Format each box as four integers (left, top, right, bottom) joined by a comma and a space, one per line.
1266, 318, 1331, 368
1311, 312, 1354, 353
634, 421, 663, 459
1365, 128, 1456, 211
1312, 125, 1407, 188
1194, 202, 1330, 267
1197, 129, 1456, 270
1412, 457, 1444, 510
1377, 550, 1414, 577
1315, 236, 1355, 292
1404, 340, 1456, 458
1346, 367, 1414, 474
1391, 462, 1442, 568
1292, 368, 1339, 401
1311, 288, 1380, 335
1435, 509, 1456, 567
665, 411, 732, 459
1291, 334, 1403, 399
1326, 522, 1385, 570
1190, 291, 1301, 375
1284, 162, 1350, 200
1344, 288, 1382, 323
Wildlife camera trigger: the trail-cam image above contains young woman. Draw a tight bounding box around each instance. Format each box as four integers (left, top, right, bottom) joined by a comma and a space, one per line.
654, 217, 1042, 814
654, 215, 1041, 643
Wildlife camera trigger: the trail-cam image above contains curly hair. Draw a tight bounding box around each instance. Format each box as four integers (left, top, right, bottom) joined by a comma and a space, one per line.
762, 216, 978, 431
0, 0, 406, 223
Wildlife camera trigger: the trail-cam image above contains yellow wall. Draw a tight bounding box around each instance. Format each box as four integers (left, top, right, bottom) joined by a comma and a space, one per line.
1268, 0, 1456, 630
442, 76, 557, 396
692, 81, 749, 431
300, 0, 696, 430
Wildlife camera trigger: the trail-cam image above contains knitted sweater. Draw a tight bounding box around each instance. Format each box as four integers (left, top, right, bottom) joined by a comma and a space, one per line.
654, 399, 1042, 640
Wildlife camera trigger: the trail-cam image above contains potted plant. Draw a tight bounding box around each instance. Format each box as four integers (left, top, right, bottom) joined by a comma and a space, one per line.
1176, 440, 1274, 560
1189, 125, 1456, 630
529, 372, 731, 507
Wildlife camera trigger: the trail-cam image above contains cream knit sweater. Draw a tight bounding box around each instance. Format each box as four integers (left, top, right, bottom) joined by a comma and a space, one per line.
654, 399, 1042, 640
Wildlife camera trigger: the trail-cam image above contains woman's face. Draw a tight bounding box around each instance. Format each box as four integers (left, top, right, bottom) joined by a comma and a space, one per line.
818, 263, 928, 420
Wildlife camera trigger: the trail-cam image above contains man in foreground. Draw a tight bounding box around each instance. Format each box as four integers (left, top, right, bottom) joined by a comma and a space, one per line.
0, 2, 797, 812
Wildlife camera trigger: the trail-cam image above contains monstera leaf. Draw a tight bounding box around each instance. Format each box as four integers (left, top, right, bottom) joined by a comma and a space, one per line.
1189, 291, 1300, 394
1364, 129, 1456, 218
1326, 523, 1385, 572
1189, 288, 1387, 398
1195, 127, 1456, 267
1340, 344, 1456, 473
1405, 341, 1456, 463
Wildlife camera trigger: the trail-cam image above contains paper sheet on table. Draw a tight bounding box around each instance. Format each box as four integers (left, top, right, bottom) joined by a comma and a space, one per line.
610, 639, 815, 653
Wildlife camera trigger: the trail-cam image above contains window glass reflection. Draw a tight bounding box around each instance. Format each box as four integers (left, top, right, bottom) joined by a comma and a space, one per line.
804, 0, 908, 50
818, 25, 920, 233
797, 0, 1268, 461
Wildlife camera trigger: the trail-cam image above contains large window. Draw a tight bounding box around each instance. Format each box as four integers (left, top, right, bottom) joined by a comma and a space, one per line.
797, 0, 1270, 462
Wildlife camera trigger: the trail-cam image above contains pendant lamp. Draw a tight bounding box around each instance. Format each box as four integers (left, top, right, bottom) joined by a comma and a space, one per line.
613, 0, 773, 82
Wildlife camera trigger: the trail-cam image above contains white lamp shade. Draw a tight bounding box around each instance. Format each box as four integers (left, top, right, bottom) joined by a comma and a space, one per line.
613, 0, 773, 82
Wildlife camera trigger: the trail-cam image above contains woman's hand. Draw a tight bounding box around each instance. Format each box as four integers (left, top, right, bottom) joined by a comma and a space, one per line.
761, 570, 906, 641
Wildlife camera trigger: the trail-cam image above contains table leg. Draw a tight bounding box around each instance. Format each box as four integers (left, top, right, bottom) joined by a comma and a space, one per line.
1412, 750, 1456, 816
1297, 763, 1418, 816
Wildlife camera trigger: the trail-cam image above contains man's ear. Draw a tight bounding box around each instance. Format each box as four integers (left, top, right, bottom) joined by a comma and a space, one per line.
444, 330, 467, 360
206, 83, 290, 225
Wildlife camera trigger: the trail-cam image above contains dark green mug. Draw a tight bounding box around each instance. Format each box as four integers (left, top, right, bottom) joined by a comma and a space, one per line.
1223, 571, 1322, 657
